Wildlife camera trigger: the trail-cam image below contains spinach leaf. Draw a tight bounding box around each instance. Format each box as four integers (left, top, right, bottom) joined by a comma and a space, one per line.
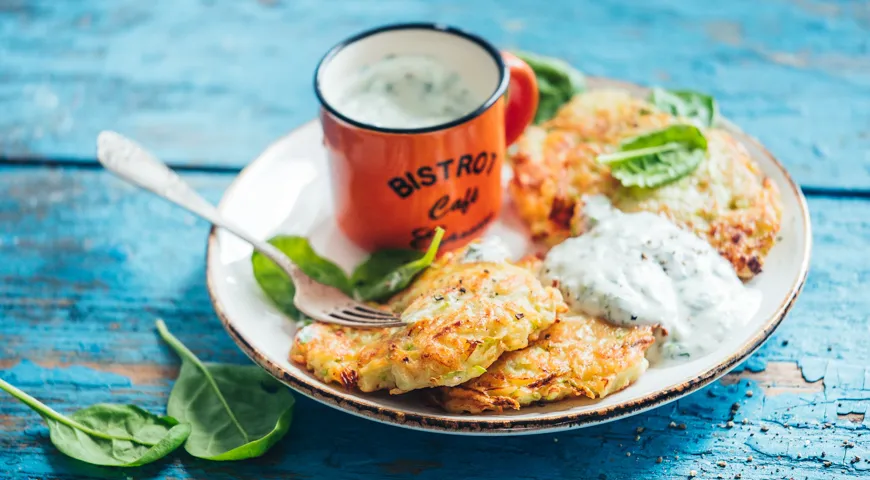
253, 229, 445, 309
156, 320, 294, 461
252, 236, 352, 319
0, 378, 189, 467
649, 88, 718, 127
597, 124, 708, 188
351, 249, 423, 289
354, 227, 445, 302
513, 51, 585, 124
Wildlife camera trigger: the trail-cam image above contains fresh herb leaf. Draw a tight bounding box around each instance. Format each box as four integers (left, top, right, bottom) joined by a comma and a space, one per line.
156, 320, 294, 461
351, 249, 423, 289
252, 236, 352, 319
513, 51, 585, 124
354, 227, 445, 302
649, 88, 718, 127
252, 251, 299, 319
254, 229, 445, 310
612, 124, 708, 152
598, 124, 708, 188
0, 378, 189, 467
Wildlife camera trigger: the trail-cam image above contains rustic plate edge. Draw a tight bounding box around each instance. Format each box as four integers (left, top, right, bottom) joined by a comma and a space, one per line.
205, 78, 813, 435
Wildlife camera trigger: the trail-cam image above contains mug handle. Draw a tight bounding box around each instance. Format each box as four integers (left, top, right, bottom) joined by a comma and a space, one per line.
501, 51, 539, 147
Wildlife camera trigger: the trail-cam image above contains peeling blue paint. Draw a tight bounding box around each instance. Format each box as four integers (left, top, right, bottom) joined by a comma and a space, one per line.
736, 356, 768, 373
1, 361, 866, 478
0, 167, 868, 478
0, 359, 132, 388
800, 357, 829, 383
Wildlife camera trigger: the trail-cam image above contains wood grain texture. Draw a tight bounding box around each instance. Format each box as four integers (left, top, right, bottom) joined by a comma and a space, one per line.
0, 167, 868, 479
1, 0, 869, 189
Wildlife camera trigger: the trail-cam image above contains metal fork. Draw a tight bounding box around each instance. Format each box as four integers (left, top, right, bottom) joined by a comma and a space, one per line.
96, 131, 404, 328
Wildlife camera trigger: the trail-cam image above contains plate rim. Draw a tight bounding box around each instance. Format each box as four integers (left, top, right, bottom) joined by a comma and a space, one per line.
205, 78, 813, 435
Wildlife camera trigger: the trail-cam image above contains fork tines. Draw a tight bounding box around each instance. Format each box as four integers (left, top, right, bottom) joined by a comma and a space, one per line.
326, 307, 404, 328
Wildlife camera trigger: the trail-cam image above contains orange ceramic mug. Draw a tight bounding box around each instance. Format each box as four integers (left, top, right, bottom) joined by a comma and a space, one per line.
315, 23, 538, 252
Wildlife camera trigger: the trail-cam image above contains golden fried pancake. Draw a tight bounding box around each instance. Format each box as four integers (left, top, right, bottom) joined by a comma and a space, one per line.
509, 89, 782, 278
436, 315, 655, 413
290, 323, 394, 389
290, 250, 566, 394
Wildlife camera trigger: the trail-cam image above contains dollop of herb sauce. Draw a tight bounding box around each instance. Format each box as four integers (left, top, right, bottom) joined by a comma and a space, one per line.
335, 55, 479, 129
461, 236, 512, 264
541, 195, 761, 364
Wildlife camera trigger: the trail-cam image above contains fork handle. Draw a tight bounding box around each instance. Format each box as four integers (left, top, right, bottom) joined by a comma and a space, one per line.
96, 130, 301, 280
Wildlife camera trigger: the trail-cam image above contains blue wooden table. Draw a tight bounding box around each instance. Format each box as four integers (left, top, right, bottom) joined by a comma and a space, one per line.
1, 1, 868, 478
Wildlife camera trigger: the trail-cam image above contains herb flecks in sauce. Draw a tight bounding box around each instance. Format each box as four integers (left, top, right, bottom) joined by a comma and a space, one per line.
335, 55, 480, 129
542, 196, 760, 364
461, 236, 511, 264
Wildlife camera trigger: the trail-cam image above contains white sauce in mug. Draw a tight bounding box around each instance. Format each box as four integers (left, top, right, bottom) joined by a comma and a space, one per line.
542, 196, 761, 365
334, 55, 481, 129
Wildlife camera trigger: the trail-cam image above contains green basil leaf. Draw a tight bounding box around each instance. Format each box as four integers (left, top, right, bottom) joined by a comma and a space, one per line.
618, 124, 708, 152
513, 51, 585, 124
351, 249, 423, 290
157, 320, 294, 461
354, 227, 445, 302
649, 88, 718, 127
251, 251, 299, 319
252, 236, 352, 319
598, 125, 708, 188
0, 378, 189, 467
611, 149, 706, 188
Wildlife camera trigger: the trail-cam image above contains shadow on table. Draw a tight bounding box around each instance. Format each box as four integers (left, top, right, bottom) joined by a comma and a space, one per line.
37, 386, 736, 480
41, 443, 182, 480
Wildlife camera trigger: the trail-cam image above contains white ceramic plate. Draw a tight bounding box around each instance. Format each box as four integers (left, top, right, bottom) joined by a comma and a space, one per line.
206, 79, 811, 435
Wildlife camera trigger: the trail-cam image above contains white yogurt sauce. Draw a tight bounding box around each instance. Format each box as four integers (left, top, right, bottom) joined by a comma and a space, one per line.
461, 236, 512, 264
542, 196, 761, 365
334, 55, 480, 129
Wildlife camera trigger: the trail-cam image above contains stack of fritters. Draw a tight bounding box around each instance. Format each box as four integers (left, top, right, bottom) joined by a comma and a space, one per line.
291, 87, 783, 412
292, 250, 655, 411
292, 250, 566, 395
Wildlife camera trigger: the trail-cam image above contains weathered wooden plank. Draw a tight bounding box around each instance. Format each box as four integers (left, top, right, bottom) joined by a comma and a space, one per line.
0, 166, 868, 479
1, 0, 869, 189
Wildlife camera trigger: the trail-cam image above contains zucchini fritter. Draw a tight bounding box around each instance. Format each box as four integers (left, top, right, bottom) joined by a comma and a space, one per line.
291, 250, 566, 394
509, 89, 782, 278
436, 315, 655, 413
290, 323, 394, 389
